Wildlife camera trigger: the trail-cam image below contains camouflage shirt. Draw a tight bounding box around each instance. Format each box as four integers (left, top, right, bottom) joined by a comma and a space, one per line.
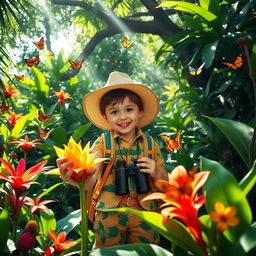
90, 128, 164, 211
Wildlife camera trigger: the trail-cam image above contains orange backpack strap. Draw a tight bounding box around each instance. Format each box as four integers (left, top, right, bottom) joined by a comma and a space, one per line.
143, 132, 155, 192
88, 131, 115, 222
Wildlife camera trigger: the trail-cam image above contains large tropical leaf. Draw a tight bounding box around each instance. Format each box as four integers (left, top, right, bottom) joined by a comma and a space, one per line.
204, 116, 254, 168
108, 208, 204, 256
201, 157, 252, 243
229, 222, 256, 256
239, 161, 256, 196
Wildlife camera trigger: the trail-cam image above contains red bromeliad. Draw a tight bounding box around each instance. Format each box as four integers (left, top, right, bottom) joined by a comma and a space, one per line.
0, 158, 48, 196
11, 135, 42, 153
25, 193, 55, 214
52, 88, 73, 106
2, 84, 17, 98
0, 184, 27, 217
143, 165, 210, 249
5, 111, 23, 128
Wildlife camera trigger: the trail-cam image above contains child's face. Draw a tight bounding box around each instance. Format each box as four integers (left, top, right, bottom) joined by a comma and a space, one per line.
103, 96, 143, 140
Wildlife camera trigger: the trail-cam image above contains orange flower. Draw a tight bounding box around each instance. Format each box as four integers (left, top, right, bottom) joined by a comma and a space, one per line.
146, 165, 210, 203
210, 202, 240, 232
5, 111, 23, 128
11, 135, 41, 152
52, 88, 73, 105
49, 229, 77, 252
49, 137, 107, 180
2, 84, 17, 98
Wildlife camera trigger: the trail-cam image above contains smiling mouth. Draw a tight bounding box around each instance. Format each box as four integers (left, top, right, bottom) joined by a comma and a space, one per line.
118, 122, 130, 128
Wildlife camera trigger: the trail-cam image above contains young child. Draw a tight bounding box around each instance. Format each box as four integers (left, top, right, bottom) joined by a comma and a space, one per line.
57, 71, 168, 248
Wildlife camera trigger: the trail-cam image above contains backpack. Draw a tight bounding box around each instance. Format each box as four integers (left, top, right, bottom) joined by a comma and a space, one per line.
87, 130, 155, 222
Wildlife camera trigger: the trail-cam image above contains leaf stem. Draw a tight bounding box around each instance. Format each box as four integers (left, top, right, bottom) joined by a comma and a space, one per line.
79, 180, 88, 256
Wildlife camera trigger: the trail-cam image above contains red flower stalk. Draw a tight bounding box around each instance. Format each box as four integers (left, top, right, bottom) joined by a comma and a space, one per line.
5, 111, 23, 128
2, 84, 17, 98
0, 158, 48, 196
25, 193, 55, 214
11, 135, 41, 153
0, 184, 27, 217
52, 88, 73, 105
1, 101, 10, 111
49, 229, 77, 252
16, 220, 39, 250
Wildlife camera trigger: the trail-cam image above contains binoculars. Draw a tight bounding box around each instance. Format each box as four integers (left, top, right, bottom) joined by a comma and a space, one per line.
115, 158, 150, 195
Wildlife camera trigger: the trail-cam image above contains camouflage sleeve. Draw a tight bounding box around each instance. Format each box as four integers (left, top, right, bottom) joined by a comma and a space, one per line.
153, 140, 164, 167
90, 135, 104, 158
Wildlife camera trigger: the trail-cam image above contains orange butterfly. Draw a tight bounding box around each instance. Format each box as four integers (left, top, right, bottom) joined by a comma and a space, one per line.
14, 75, 24, 81
122, 37, 133, 48
38, 110, 52, 122
33, 37, 44, 50
25, 56, 39, 67
223, 54, 243, 69
188, 63, 205, 76
160, 131, 181, 153
68, 59, 84, 69
38, 128, 53, 139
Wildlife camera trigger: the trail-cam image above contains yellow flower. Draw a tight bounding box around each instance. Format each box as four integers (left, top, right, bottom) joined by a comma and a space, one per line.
50, 137, 107, 181
210, 202, 240, 232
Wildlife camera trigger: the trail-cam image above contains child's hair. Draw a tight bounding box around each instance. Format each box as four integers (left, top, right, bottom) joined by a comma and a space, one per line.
100, 89, 143, 115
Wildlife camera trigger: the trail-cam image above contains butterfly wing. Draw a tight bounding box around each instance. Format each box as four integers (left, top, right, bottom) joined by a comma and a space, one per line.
39, 128, 53, 139
33, 55, 39, 66
33, 37, 44, 50
188, 63, 205, 76
69, 59, 84, 69
25, 56, 39, 67
122, 37, 133, 48
25, 58, 34, 67
160, 131, 181, 153
223, 55, 243, 69
14, 75, 24, 81
38, 110, 52, 122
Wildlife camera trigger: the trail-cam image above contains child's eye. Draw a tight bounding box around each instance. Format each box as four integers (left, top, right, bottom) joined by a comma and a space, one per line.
127, 108, 134, 112
110, 110, 118, 115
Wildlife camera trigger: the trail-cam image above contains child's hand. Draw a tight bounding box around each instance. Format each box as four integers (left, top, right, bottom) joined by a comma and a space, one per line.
56, 158, 78, 187
136, 157, 156, 179
56, 158, 98, 189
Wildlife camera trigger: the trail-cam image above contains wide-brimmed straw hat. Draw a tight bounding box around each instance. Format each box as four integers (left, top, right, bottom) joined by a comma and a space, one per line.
83, 71, 159, 130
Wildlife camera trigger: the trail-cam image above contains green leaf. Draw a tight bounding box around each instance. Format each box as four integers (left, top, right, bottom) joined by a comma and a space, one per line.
0, 208, 10, 252
40, 182, 66, 197
56, 209, 81, 234
11, 111, 36, 138
39, 209, 56, 242
202, 40, 219, 68
204, 116, 254, 168
251, 44, 256, 75
52, 126, 68, 147
32, 67, 49, 97
157, 1, 217, 22
0, 123, 10, 139
90, 243, 173, 256
239, 161, 256, 196
108, 208, 204, 256
230, 222, 256, 256
72, 123, 91, 142
201, 157, 252, 243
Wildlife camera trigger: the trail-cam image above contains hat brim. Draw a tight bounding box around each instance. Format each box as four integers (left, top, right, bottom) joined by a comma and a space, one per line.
83, 83, 159, 130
